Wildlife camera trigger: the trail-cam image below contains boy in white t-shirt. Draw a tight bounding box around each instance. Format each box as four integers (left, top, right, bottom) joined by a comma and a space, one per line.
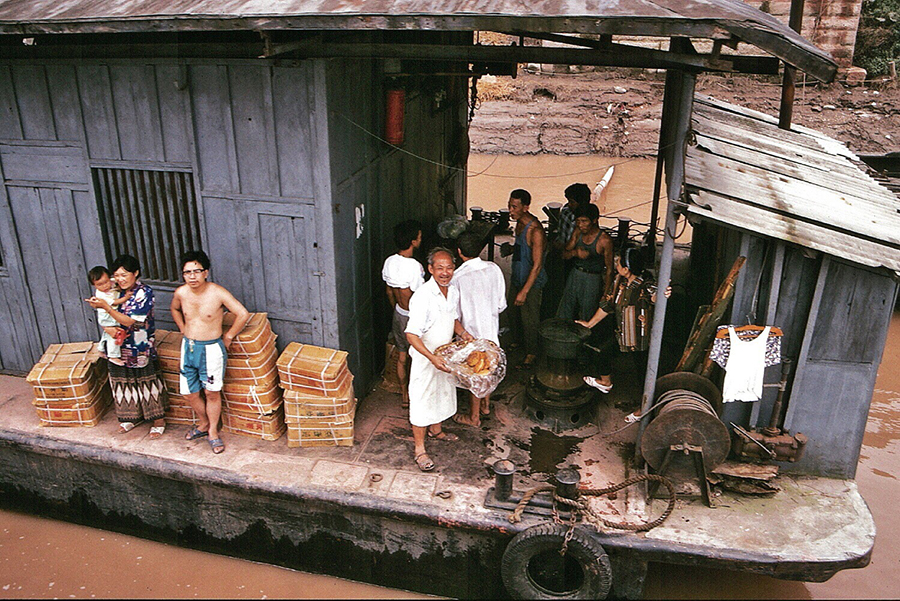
86, 266, 131, 360
382, 220, 425, 408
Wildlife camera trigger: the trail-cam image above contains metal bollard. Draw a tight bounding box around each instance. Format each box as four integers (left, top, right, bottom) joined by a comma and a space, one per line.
616, 218, 631, 248
493, 459, 516, 501
498, 208, 510, 231
555, 468, 580, 500
470, 206, 484, 221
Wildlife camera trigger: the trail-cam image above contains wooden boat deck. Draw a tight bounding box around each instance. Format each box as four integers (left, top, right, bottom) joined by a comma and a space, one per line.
0, 366, 875, 596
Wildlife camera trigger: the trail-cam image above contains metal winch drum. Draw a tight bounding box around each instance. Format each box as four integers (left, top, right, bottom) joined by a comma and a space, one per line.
525, 318, 596, 431
640, 372, 730, 480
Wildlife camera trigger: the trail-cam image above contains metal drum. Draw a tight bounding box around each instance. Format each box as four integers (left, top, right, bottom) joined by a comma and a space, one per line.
534, 318, 592, 392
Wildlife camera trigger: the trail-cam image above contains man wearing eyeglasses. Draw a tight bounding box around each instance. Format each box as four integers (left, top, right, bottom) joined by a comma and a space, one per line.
170, 249, 250, 454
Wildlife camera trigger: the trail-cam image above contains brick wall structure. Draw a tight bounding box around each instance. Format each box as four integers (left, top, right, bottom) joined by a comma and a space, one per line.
748, 0, 863, 67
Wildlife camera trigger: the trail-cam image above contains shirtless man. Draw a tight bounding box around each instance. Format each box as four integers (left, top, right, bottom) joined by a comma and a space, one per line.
382, 220, 425, 409
170, 250, 250, 454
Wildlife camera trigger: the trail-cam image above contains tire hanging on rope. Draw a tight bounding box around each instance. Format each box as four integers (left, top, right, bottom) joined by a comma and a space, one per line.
501, 523, 613, 600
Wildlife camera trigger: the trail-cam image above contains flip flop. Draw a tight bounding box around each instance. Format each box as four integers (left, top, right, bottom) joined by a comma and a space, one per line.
584, 376, 613, 393
185, 426, 209, 441
415, 452, 435, 472
117, 421, 141, 434
427, 430, 459, 441
453, 414, 480, 428
208, 438, 225, 454
624, 412, 642, 424
148, 425, 166, 440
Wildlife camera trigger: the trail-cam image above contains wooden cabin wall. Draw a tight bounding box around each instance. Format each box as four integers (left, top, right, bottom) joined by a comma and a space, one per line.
783, 258, 898, 478
0, 59, 332, 371
689, 224, 898, 478
324, 53, 469, 392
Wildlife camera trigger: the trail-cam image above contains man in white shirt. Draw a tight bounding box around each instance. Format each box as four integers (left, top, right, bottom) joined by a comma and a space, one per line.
382, 220, 425, 409
451, 231, 507, 427
405, 248, 473, 472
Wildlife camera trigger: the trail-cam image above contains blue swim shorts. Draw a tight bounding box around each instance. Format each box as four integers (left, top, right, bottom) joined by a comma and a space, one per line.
179, 337, 227, 395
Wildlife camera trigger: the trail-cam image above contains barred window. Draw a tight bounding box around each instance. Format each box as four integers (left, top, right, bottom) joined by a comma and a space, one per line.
92, 167, 201, 284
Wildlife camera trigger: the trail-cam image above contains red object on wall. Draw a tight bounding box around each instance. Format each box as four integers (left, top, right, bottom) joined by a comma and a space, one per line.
385, 89, 405, 146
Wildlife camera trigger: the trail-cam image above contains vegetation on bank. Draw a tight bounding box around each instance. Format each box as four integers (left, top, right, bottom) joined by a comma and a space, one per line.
855, 0, 900, 76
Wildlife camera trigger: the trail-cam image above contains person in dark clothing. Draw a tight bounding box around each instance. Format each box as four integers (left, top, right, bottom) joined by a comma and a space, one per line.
507, 189, 547, 369
557, 203, 614, 321
577, 246, 668, 412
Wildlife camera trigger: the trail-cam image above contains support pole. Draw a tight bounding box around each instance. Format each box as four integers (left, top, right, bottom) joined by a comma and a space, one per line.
778, 0, 805, 130
636, 59, 696, 463
648, 99, 670, 251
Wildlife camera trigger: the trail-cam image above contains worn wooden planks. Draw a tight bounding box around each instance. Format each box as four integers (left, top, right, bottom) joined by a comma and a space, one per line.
687, 190, 900, 272
686, 152, 900, 246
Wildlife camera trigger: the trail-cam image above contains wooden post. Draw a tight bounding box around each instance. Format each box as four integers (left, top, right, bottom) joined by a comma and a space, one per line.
778, 0, 805, 130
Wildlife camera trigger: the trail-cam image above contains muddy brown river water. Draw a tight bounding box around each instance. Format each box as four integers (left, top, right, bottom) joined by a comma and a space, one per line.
0, 155, 896, 598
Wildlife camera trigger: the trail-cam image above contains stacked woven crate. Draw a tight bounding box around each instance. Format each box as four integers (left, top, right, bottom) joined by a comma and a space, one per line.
156, 313, 285, 441
277, 343, 356, 447
26, 342, 112, 427
155, 330, 196, 424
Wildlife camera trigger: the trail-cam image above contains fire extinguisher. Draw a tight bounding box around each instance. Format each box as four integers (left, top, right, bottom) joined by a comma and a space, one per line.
385, 88, 405, 146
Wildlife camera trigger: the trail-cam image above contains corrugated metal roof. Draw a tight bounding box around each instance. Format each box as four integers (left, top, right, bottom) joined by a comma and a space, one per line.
0, 0, 836, 80
684, 95, 900, 274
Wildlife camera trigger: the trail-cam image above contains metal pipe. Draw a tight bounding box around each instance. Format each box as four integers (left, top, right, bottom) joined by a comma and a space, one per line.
492, 459, 516, 501
616, 218, 632, 248
778, 0, 805, 129
637, 56, 696, 461
763, 358, 794, 435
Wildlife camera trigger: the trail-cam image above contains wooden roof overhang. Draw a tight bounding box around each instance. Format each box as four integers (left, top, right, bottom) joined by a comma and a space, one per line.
0, 0, 837, 81
684, 96, 900, 274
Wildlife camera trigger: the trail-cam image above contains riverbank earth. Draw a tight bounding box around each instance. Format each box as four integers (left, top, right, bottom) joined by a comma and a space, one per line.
469, 70, 900, 158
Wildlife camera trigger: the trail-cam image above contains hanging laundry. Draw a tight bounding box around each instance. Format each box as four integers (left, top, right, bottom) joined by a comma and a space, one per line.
710, 325, 781, 369
721, 326, 773, 403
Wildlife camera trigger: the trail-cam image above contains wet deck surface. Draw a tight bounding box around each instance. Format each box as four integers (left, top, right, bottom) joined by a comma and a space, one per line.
0, 356, 876, 571
0, 362, 633, 523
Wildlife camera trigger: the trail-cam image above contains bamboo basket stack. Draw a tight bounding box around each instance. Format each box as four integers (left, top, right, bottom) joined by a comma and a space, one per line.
277, 343, 356, 447
26, 342, 112, 427
156, 313, 285, 441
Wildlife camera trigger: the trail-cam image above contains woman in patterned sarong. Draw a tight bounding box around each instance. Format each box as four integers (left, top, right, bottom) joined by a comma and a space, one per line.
87, 254, 168, 437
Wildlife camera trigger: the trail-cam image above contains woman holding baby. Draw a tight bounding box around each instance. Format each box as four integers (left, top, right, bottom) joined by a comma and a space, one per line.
86, 254, 168, 438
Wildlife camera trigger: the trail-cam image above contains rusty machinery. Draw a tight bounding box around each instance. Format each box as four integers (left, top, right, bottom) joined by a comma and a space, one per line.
730, 359, 808, 463
524, 319, 597, 432
640, 372, 730, 505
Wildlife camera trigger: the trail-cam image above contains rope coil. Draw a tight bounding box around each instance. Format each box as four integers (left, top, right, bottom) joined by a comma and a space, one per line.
508, 473, 677, 532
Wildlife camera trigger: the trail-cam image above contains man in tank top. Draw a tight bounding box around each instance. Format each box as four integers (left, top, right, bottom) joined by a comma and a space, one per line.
507, 189, 547, 369
557, 203, 614, 321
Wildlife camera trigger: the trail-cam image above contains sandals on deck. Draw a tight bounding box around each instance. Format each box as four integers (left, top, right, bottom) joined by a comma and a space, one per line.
148, 424, 166, 440
427, 430, 459, 441
415, 452, 435, 472
185, 426, 209, 441
208, 438, 226, 454
117, 421, 142, 434
583, 376, 613, 394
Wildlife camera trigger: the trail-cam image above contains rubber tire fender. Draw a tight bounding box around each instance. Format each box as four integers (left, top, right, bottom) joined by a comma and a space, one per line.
501, 523, 612, 600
